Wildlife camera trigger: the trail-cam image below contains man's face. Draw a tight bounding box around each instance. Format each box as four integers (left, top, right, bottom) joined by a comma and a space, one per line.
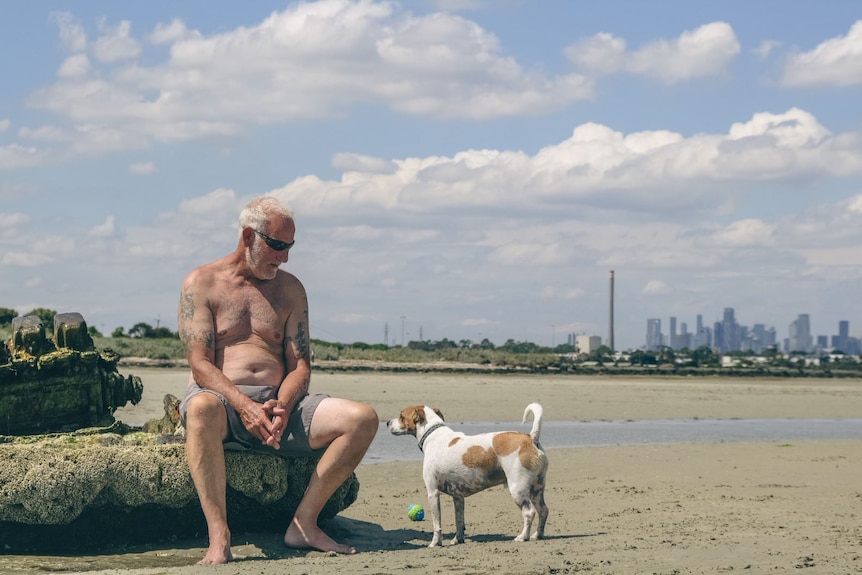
248, 217, 295, 280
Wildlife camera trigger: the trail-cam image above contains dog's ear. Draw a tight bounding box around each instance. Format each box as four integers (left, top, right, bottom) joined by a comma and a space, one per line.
411, 407, 427, 425
433, 407, 444, 421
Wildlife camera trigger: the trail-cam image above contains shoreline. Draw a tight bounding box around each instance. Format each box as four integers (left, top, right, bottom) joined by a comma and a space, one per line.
116, 356, 862, 378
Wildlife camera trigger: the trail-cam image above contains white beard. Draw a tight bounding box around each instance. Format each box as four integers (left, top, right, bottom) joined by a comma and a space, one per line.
248, 242, 279, 280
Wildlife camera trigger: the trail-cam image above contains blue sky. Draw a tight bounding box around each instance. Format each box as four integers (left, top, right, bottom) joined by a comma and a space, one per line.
2, 0, 862, 350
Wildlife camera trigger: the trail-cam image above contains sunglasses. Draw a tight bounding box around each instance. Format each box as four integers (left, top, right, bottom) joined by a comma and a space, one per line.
253, 229, 295, 251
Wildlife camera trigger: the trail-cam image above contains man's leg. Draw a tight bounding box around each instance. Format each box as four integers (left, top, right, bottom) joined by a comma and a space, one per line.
284, 398, 378, 554
184, 393, 232, 564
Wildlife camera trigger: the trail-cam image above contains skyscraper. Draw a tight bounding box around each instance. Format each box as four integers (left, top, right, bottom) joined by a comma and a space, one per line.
789, 314, 812, 353
721, 307, 739, 352
838, 320, 850, 352
646, 319, 662, 351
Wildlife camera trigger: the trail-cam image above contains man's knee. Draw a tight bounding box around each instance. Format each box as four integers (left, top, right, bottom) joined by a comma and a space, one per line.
352, 402, 379, 438
310, 398, 378, 446
184, 392, 227, 431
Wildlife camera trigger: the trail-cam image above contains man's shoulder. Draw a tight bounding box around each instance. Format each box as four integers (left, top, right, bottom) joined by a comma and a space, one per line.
274, 269, 305, 290
184, 255, 233, 286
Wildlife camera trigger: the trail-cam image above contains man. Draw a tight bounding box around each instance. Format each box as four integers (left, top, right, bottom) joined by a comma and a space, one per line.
177, 196, 378, 564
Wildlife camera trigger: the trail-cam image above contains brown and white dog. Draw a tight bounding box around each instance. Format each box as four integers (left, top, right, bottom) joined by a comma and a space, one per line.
387, 403, 549, 547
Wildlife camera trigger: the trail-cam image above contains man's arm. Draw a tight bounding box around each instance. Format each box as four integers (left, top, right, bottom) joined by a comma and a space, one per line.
276, 280, 312, 413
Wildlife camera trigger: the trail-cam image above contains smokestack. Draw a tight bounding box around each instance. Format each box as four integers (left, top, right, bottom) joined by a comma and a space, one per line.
609, 270, 615, 351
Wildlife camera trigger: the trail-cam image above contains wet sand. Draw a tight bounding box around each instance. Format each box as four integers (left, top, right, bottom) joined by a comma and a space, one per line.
4, 370, 861, 574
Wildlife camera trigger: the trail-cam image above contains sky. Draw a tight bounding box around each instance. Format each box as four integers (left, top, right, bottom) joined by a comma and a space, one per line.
2, 0, 862, 351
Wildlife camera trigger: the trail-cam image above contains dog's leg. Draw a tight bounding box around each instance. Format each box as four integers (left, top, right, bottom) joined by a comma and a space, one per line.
533, 474, 549, 540
427, 489, 443, 547
451, 495, 466, 544
510, 486, 536, 542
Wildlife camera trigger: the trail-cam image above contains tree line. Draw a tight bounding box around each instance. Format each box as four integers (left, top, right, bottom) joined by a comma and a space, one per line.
0, 307, 177, 339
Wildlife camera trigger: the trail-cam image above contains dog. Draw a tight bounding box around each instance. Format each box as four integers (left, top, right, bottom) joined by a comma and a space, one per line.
387, 402, 549, 547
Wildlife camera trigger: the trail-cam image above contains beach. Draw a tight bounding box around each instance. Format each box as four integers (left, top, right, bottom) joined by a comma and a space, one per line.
4, 370, 862, 574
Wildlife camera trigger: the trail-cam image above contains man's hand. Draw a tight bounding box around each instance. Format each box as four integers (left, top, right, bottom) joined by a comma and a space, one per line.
263, 398, 288, 447
239, 399, 286, 450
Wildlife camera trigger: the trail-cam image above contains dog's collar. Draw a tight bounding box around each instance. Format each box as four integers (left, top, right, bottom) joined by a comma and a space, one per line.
417, 423, 446, 452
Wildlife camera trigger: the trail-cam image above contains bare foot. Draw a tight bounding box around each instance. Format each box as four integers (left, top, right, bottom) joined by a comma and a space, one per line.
197, 544, 233, 565
198, 531, 232, 565
284, 518, 356, 554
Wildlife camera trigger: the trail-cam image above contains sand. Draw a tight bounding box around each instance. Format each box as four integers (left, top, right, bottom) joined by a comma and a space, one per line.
4, 371, 862, 575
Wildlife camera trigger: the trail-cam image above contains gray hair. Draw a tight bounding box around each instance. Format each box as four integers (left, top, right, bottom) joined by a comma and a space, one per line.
238, 196, 294, 231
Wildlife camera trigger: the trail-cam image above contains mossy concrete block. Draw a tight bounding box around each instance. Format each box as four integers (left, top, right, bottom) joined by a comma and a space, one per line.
10, 315, 50, 357
52, 312, 94, 352
0, 431, 359, 552
0, 347, 143, 435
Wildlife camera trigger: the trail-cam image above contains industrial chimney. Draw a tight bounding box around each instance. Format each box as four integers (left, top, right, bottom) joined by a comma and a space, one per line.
608, 270, 615, 352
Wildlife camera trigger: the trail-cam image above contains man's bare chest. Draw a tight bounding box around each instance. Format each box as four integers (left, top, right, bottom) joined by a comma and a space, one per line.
211, 285, 286, 343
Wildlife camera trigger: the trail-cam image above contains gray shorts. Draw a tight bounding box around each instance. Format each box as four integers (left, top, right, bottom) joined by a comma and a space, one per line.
179, 381, 330, 457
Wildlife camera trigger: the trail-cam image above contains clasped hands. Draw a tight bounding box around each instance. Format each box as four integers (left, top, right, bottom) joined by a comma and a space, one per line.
241, 399, 288, 449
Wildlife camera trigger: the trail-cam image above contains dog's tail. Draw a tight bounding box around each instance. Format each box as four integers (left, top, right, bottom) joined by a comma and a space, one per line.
522, 403, 543, 443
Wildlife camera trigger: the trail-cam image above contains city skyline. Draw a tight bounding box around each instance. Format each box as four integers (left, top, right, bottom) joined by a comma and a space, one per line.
644, 308, 859, 355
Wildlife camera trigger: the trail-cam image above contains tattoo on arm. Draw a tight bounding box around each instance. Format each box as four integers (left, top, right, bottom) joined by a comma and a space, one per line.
178, 288, 214, 352
294, 321, 309, 360
179, 290, 195, 321
179, 327, 214, 351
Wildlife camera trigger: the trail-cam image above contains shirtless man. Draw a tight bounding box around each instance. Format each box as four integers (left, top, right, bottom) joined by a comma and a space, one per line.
177, 196, 378, 564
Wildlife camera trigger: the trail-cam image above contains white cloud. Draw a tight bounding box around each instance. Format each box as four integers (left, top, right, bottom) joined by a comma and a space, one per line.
331, 225, 386, 240
754, 40, 781, 60
0, 144, 45, 170
89, 216, 117, 237
567, 22, 740, 83
713, 219, 775, 246
58, 54, 92, 78
175, 188, 240, 216
626, 22, 740, 83
1, 252, 55, 266
0, 119, 9, 132
332, 153, 396, 174
18, 125, 73, 142
273, 108, 861, 224
129, 161, 157, 175
92, 19, 141, 62
148, 19, 198, 45
565, 32, 627, 75
51, 12, 87, 53
847, 194, 862, 213
21, 0, 593, 163
728, 107, 830, 146
782, 20, 862, 87
642, 280, 669, 294
0, 213, 30, 229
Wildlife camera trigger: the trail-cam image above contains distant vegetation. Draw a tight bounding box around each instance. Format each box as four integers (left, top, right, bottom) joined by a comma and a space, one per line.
2, 309, 862, 377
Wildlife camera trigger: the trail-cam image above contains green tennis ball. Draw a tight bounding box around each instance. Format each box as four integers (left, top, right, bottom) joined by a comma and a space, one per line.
407, 503, 424, 521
